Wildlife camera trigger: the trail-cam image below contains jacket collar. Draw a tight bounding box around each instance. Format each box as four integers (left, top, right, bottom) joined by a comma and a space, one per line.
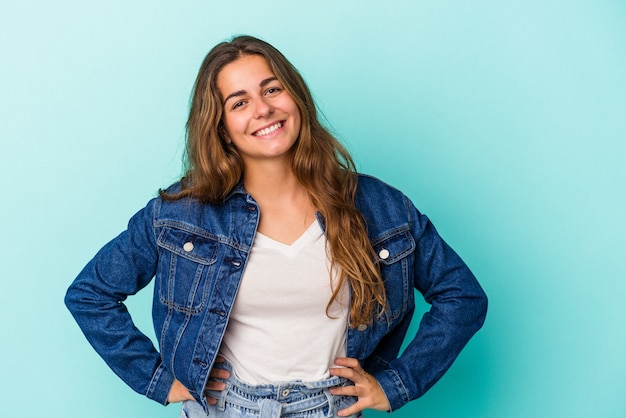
224, 180, 248, 201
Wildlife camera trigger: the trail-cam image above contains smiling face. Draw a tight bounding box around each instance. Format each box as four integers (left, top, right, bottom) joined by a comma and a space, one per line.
217, 54, 302, 168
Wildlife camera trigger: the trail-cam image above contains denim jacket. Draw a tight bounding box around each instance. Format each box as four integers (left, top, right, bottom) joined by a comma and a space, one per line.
65, 174, 487, 413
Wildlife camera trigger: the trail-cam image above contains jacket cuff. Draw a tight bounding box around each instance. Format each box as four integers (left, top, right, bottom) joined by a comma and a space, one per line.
145, 361, 176, 405
374, 368, 411, 412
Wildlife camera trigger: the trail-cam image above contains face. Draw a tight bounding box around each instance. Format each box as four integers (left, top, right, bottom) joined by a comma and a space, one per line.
217, 54, 302, 166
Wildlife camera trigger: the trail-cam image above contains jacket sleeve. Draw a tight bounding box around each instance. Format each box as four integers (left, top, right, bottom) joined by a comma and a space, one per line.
64, 199, 175, 405
373, 200, 488, 411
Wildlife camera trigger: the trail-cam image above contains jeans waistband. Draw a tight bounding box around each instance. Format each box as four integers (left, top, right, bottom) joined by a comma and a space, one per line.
204, 360, 351, 418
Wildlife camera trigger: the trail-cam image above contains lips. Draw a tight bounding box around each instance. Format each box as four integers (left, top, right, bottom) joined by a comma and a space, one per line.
252, 121, 284, 137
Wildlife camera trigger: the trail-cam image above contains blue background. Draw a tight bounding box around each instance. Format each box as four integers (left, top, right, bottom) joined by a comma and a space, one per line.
1, 1, 625, 417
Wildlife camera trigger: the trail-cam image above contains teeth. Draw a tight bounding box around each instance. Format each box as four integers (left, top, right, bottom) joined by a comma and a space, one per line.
254, 122, 282, 136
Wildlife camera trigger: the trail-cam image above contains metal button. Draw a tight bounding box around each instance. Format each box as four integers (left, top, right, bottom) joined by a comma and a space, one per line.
183, 242, 194, 252
357, 324, 368, 331
281, 389, 290, 397
378, 248, 390, 260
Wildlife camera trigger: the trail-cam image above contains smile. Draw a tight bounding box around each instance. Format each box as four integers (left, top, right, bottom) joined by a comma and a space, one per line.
252, 121, 284, 137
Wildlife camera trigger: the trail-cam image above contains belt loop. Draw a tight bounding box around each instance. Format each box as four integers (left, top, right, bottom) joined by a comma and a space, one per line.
323, 387, 335, 417
217, 382, 229, 412
257, 398, 282, 418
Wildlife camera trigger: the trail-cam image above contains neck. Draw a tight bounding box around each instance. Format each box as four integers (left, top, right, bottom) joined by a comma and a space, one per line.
242, 158, 304, 199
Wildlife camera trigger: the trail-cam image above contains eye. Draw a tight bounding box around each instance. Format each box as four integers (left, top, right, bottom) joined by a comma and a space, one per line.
232, 100, 246, 110
265, 86, 282, 96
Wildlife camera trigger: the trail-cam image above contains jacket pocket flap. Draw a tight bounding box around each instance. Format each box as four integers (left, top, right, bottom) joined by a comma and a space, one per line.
157, 227, 218, 265
373, 228, 415, 265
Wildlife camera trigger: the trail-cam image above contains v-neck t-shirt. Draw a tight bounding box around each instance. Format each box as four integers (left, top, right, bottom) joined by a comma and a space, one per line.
219, 220, 349, 384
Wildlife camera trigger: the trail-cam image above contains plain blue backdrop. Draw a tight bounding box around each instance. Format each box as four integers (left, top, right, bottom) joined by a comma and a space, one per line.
1, 1, 625, 417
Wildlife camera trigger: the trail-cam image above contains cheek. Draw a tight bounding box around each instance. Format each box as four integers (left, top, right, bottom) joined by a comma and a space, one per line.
222, 115, 242, 138
293, 109, 302, 133
286, 101, 302, 130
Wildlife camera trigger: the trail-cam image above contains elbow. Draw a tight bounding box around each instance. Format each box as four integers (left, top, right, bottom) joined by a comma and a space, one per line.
64, 279, 89, 316
472, 288, 488, 331
480, 294, 488, 327
64, 283, 78, 314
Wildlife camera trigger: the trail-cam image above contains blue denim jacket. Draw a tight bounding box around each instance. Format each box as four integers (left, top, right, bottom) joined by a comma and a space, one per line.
65, 174, 487, 412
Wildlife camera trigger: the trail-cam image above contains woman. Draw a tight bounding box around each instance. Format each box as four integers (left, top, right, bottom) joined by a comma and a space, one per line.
65, 35, 487, 418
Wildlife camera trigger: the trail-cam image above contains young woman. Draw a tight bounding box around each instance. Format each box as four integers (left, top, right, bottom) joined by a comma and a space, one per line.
65, 35, 487, 418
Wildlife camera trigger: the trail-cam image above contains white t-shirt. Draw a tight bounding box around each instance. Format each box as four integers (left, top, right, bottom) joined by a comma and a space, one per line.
219, 220, 349, 384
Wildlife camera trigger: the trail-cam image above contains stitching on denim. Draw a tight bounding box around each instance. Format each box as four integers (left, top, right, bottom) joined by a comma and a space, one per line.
158, 254, 209, 315
155, 219, 253, 252
374, 231, 416, 265
157, 228, 219, 265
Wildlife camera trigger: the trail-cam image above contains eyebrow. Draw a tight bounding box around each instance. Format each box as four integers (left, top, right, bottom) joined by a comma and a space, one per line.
222, 76, 279, 105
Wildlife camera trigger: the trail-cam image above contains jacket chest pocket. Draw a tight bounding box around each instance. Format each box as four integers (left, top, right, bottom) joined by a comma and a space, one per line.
372, 227, 415, 323
156, 226, 219, 315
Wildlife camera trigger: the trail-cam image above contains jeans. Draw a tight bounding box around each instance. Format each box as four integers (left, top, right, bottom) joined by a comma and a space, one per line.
180, 361, 361, 418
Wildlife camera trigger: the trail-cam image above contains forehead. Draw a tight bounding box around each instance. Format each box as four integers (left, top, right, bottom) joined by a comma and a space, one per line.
216, 55, 275, 95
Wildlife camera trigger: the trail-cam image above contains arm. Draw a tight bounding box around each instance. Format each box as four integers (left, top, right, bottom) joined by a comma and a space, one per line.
64, 200, 175, 405
329, 200, 487, 414
374, 202, 488, 411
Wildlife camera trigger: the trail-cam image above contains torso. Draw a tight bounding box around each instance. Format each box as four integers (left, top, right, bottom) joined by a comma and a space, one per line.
219, 219, 349, 383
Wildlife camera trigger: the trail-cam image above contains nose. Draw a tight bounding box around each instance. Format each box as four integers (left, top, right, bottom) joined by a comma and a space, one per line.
253, 97, 273, 118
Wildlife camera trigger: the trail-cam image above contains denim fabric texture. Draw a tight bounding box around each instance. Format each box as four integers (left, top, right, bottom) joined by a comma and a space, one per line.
179, 360, 360, 418
65, 174, 488, 413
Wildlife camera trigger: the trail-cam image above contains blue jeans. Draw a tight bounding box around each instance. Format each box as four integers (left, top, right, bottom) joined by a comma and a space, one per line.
180, 361, 361, 418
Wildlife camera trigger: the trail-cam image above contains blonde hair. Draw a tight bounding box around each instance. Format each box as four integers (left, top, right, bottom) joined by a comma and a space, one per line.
162, 35, 385, 326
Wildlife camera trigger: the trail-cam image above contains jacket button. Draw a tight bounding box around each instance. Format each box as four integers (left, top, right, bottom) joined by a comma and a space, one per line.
183, 242, 194, 252
357, 324, 368, 331
378, 249, 390, 260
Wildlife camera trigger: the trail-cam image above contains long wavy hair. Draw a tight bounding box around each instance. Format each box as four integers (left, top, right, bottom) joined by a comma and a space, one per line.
162, 35, 386, 326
